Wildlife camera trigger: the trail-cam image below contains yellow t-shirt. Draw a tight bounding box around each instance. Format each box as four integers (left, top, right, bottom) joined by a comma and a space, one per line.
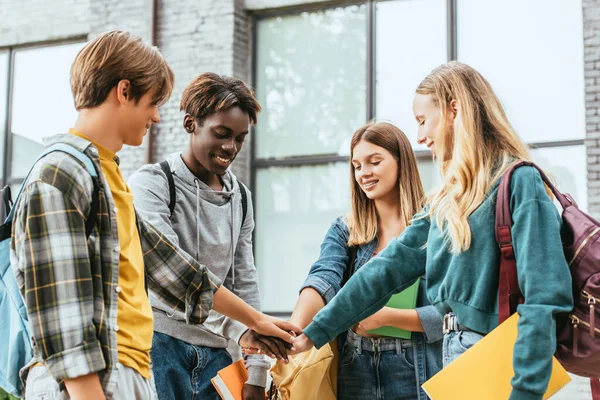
70, 129, 153, 378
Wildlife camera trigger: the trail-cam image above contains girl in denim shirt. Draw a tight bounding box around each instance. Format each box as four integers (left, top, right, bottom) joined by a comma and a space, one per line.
290, 122, 443, 400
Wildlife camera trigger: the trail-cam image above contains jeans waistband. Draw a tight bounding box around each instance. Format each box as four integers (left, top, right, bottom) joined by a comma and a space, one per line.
345, 329, 413, 353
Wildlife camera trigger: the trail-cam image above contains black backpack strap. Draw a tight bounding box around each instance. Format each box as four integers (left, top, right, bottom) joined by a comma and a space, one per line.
85, 178, 100, 238
238, 181, 248, 231
159, 160, 176, 217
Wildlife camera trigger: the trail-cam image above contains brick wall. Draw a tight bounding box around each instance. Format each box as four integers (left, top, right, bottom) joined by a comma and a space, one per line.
149, 0, 252, 183
585, 0, 600, 219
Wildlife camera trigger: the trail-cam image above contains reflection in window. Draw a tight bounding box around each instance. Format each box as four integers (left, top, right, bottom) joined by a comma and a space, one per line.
0, 52, 8, 175
375, 0, 447, 148
255, 162, 350, 311
457, 0, 585, 143
255, 5, 367, 159
11, 42, 85, 179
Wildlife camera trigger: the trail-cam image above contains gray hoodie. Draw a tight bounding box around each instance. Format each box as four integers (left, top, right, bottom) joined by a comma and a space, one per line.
128, 152, 269, 387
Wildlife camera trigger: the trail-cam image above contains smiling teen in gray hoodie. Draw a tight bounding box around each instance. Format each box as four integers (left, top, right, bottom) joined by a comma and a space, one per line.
128, 73, 279, 400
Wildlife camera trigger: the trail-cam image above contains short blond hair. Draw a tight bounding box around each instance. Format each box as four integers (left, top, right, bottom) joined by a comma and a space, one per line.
70, 30, 174, 109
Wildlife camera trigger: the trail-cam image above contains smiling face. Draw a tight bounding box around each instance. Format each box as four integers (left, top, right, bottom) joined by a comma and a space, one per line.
117, 90, 161, 146
351, 139, 399, 201
186, 106, 250, 175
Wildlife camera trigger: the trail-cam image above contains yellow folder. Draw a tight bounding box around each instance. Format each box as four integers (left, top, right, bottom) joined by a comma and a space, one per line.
422, 313, 571, 400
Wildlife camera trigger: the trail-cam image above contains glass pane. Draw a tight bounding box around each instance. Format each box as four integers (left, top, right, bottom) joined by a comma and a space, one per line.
458, 0, 585, 143
530, 145, 588, 212
255, 163, 350, 312
0, 52, 8, 179
11, 42, 85, 179
375, 0, 447, 148
416, 146, 587, 212
417, 157, 442, 195
255, 5, 367, 159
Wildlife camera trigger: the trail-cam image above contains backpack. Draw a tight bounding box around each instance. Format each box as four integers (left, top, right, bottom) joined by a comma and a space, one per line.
158, 160, 248, 229
495, 161, 600, 396
0, 143, 100, 397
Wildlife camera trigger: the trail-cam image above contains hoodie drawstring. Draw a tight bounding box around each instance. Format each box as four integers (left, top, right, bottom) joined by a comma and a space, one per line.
194, 178, 237, 291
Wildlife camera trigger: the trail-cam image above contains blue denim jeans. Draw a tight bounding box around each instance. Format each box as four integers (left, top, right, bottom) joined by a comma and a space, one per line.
151, 331, 233, 400
337, 329, 440, 400
442, 330, 484, 367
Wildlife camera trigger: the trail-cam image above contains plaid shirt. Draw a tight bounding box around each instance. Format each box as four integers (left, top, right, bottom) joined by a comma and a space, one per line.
10, 134, 222, 399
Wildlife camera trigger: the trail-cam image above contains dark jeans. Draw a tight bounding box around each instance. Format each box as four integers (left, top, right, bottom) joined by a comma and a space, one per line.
151, 331, 232, 400
337, 329, 441, 400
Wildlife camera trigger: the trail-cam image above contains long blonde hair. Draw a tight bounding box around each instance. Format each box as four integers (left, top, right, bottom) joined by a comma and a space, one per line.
347, 122, 425, 246
416, 61, 530, 253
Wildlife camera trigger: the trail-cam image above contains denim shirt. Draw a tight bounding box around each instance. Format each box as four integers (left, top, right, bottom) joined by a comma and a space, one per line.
300, 217, 443, 381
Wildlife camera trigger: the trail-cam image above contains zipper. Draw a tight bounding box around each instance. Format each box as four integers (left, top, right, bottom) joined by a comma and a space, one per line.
570, 315, 580, 354
583, 290, 598, 338
569, 227, 600, 266
570, 313, 600, 335
583, 290, 599, 304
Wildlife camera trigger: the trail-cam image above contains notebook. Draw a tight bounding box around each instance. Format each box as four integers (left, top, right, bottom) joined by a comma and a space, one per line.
422, 313, 572, 400
211, 359, 248, 400
212, 359, 273, 400
366, 278, 421, 339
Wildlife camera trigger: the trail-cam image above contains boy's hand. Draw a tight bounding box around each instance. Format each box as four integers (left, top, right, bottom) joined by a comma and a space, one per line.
242, 383, 265, 400
64, 372, 106, 400
239, 329, 291, 362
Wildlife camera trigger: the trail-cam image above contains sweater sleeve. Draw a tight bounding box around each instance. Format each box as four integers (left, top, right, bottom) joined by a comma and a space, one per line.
304, 210, 431, 348
507, 167, 573, 400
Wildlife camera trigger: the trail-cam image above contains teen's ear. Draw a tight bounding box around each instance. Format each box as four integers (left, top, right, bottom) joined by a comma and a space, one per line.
449, 99, 458, 120
183, 114, 195, 134
116, 80, 132, 104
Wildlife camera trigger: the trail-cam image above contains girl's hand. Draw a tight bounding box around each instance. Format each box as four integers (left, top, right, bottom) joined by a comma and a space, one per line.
239, 329, 292, 363
288, 334, 314, 355
251, 314, 301, 345
357, 308, 390, 332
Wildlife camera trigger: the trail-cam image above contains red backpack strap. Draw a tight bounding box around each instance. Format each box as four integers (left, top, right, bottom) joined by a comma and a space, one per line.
592, 379, 600, 400
495, 161, 526, 324
495, 161, 573, 325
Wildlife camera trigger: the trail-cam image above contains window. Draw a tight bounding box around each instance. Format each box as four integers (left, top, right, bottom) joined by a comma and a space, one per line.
255, 5, 368, 159
254, 4, 367, 311
530, 145, 588, 211
457, 0, 585, 144
255, 163, 350, 312
253, 0, 587, 312
9, 42, 85, 181
375, 0, 448, 148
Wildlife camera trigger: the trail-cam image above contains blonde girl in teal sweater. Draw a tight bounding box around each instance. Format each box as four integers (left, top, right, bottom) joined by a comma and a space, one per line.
292, 62, 573, 400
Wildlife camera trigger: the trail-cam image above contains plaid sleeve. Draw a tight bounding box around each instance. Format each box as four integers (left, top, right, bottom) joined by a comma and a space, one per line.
139, 217, 222, 325
11, 180, 106, 382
